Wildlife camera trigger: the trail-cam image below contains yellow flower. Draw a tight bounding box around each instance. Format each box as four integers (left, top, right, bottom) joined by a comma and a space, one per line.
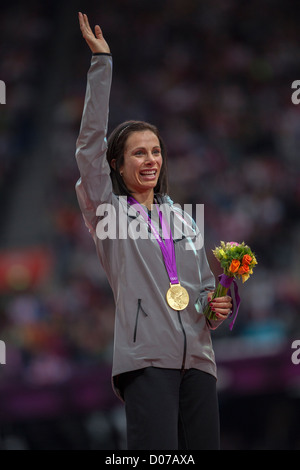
242, 272, 250, 283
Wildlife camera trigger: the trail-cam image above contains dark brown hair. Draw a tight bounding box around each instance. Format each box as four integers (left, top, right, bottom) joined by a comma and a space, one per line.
106, 120, 169, 197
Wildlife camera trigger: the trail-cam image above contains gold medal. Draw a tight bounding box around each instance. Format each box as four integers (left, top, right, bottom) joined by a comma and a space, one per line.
166, 283, 189, 311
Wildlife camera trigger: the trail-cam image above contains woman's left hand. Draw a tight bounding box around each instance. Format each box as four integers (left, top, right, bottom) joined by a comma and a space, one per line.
207, 292, 232, 320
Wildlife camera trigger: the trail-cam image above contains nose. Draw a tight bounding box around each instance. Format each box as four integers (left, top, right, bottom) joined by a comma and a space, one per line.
145, 151, 156, 165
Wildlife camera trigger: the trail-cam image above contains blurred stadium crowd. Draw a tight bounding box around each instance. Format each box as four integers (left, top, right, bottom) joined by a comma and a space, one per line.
0, 0, 299, 449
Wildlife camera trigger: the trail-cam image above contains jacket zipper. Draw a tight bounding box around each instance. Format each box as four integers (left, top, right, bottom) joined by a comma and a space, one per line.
177, 311, 187, 371
133, 299, 148, 343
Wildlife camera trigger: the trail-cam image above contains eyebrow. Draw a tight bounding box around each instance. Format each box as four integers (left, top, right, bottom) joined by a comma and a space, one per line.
131, 145, 161, 152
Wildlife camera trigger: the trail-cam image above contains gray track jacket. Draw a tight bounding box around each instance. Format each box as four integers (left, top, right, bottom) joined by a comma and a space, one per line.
75, 54, 224, 399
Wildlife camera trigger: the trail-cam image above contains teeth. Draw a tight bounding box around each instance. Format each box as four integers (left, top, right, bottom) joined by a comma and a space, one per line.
140, 170, 156, 175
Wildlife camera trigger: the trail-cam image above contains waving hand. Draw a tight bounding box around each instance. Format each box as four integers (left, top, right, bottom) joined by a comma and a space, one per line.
78, 12, 110, 54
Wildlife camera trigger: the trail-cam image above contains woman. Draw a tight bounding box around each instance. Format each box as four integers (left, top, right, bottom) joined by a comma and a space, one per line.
76, 12, 232, 450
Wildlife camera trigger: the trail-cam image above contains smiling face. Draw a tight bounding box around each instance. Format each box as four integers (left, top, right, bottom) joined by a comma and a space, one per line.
120, 130, 163, 200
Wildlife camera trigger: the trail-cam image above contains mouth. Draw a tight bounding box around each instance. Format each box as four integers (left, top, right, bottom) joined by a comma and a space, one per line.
139, 169, 158, 180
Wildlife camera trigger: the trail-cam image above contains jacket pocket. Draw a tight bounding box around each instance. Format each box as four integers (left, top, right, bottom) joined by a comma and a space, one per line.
133, 299, 148, 343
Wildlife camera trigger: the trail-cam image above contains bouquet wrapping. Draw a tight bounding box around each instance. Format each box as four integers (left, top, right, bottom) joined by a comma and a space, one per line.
203, 241, 257, 330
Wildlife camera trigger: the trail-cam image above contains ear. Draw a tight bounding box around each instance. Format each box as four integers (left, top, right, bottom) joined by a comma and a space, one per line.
110, 159, 116, 170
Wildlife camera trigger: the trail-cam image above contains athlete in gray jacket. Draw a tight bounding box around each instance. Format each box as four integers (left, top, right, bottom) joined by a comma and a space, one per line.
76, 12, 232, 450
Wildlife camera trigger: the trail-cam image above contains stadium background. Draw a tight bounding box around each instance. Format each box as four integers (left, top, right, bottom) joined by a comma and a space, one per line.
0, 0, 299, 449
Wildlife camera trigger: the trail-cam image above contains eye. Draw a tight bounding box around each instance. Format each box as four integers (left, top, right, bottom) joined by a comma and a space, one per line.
153, 148, 161, 156
134, 149, 145, 156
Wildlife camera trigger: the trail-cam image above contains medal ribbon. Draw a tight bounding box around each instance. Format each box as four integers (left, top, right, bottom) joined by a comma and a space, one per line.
128, 197, 179, 285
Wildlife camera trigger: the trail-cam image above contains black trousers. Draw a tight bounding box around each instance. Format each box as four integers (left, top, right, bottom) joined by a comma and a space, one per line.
119, 367, 220, 450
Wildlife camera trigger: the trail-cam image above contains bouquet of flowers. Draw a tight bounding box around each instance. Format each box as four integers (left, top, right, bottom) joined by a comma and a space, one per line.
203, 241, 257, 329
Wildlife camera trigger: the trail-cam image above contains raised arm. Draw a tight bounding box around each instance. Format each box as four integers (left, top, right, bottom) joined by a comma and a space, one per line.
75, 13, 113, 235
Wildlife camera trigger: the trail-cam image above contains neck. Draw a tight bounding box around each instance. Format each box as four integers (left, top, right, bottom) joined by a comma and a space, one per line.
130, 190, 154, 210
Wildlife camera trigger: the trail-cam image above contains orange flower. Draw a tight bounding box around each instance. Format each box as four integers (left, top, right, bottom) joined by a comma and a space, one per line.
238, 264, 250, 275
242, 254, 252, 265
229, 259, 240, 273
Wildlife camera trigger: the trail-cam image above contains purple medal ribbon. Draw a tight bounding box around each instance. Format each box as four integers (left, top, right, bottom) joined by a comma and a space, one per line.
219, 274, 241, 330
128, 197, 179, 285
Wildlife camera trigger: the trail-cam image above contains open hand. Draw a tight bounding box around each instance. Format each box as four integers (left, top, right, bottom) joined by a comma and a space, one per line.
78, 12, 110, 54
